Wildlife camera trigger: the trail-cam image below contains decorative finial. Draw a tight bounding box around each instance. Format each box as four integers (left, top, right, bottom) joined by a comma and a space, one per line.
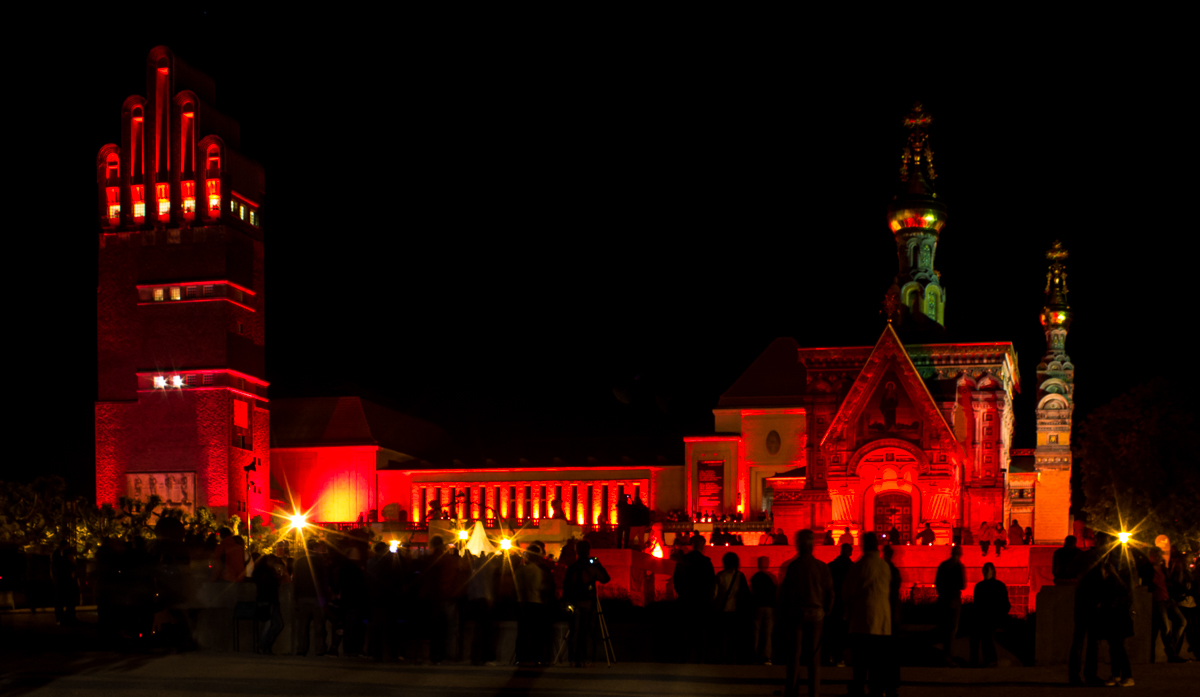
898, 102, 937, 197
1044, 241, 1069, 310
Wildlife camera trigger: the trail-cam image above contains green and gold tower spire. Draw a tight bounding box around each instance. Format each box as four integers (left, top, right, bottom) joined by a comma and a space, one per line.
883, 102, 948, 330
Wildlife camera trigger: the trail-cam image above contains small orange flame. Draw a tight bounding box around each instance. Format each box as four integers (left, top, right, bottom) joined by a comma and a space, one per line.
651, 541, 664, 559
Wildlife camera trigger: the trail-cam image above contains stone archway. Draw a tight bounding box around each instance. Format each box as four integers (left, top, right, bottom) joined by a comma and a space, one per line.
873, 490, 913, 544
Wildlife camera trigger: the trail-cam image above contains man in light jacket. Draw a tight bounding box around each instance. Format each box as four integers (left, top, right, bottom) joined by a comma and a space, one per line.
778, 529, 833, 697
842, 532, 891, 696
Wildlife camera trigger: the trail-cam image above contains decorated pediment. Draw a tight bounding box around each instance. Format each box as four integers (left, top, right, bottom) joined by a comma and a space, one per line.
820, 324, 956, 453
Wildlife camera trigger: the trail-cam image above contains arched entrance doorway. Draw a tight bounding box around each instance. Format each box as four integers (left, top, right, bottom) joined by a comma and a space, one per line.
874, 491, 912, 544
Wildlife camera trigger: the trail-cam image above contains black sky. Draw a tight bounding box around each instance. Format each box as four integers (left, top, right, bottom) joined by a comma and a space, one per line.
10, 13, 1192, 494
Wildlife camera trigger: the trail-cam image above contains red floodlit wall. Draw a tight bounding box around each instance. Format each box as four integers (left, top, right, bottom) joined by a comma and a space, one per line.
271, 447, 381, 522
95, 388, 269, 517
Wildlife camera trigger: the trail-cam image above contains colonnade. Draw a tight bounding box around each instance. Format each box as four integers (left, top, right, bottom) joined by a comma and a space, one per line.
409, 479, 651, 524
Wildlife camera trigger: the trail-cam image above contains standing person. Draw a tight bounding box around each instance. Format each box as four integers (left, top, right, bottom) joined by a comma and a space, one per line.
672, 534, 716, 663
293, 541, 330, 656
563, 540, 610, 668
977, 523, 993, 556
629, 494, 650, 549
881, 545, 903, 696
418, 536, 466, 665
254, 553, 286, 655
750, 556, 777, 665
516, 542, 555, 665
934, 545, 966, 664
843, 532, 892, 696
777, 529, 833, 697
1068, 531, 1108, 686
917, 523, 936, 546
1008, 520, 1024, 547
1053, 536, 1083, 584
51, 543, 79, 626
970, 562, 1010, 667
210, 527, 246, 582
713, 552, 752, 664
366, 541, 405, 662
774, 529, 789, 546
824, 542, 853, 667
886, 526, 902, 547
822, 529, 835, 546
1098, 546, 1135, 686
1150, 534, 1188, 663
616, 495, 632, 549
1024, 527, 1034, 546
466, 550, 500, 665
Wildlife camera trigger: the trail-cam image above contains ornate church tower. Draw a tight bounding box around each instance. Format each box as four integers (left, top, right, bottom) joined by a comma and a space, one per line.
883, 103, 948, 332
95, 47, 267, 521
1032, 241, 1074, 543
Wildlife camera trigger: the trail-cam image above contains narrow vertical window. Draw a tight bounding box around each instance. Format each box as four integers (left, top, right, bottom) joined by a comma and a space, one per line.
156, 183, 170, 220
169, 286, 181, 301
132, 185, 145, 221
130, 106, 144, 183
155, 63, 169, 179
105, 153, 121, 225
180, 102, 195, 220
205, 145, 221, 219
181, 180, 195, 218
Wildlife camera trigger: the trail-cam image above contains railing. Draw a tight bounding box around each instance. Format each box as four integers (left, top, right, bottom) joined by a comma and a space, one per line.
661, 520, 773, 533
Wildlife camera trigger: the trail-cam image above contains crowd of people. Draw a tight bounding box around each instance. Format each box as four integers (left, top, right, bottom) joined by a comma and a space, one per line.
29, 511, 1199, 690
670, 528, 1196, 696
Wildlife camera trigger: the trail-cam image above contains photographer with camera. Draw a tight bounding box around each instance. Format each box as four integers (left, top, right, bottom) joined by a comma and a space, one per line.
563, 540, 610, 667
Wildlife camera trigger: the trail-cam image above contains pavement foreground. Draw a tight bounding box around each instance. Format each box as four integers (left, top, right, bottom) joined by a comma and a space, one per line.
2, 651, 1199, 697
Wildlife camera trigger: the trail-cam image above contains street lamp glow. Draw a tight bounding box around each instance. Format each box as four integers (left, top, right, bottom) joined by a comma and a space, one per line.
458, 529, 469, 540
1118, 532, 1131, 544
389, 539, 400, 553
289, 513, 308, 530
500, 538, 512, 551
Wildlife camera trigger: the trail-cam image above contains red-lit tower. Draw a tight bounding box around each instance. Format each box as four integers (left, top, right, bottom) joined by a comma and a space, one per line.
95, 47, 267, 521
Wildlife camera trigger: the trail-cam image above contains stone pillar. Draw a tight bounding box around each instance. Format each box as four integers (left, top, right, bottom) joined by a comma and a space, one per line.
562, 483, 573, 523
532, 483, 541, 519
608, 481, 618, 524
471, 486, 481, 519
499, 485, 509, 519
411, 486, 421, 523
516, 483, 525, 519
486, 485, 496, 521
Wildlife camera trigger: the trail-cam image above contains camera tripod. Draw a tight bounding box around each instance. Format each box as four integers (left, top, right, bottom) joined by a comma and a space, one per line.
554, 594, 616, 668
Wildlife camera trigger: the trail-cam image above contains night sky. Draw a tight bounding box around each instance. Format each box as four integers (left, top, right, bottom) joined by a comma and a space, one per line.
12, 13, 1191, 495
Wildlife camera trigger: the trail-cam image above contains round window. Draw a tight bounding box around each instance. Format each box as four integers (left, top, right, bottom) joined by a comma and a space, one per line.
766, 430, 781, 455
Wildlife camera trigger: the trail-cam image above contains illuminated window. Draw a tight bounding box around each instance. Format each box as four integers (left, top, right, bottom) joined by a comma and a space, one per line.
239, 205, 245, 220
202, 373, 214, 385
230, 199, 237, 213
153, 376, 167, 388
132, 185, 145, 221
170, 286, 181, 301
249, 210, 257, 226
171, 375, 184, 388
153, 288, 164, 302
1049, 434, 1059, 444
156, 183, 170, 219
202, 285, 214, 297
181, 180, 196, 217
206, 179, 220, 213
106, 187, 121, 223
185, 285, 198, 299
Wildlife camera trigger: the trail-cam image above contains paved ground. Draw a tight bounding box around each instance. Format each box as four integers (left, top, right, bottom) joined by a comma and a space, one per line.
2, 611, 1196, 696
4, 653, 1200, 697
